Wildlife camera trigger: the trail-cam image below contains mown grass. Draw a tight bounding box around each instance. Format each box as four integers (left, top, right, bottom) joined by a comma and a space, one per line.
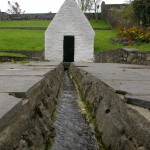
0, 30, 44, 51
0, 20, 149, 52
89, 20, 111, 28
0, 20, 51, 27
0, 20, 110, 29
95, 30, 150, 52
95, 30, 119, 52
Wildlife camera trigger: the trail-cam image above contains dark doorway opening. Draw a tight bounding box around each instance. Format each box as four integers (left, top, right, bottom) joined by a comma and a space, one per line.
63, 36, 74, 62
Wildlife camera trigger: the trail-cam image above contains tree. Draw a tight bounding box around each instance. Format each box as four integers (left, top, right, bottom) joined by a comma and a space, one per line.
7, 1, 25, 14
132, 0, 150, 26
92, 0, 101, 20
76, 0, 101, 20
76, 0, 92, 12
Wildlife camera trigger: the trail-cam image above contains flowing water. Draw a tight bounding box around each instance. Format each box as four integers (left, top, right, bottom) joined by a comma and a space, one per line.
50, 71, 100, 150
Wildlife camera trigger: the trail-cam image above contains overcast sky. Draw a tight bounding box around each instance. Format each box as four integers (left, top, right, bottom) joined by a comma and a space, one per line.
0, 0, 126, 13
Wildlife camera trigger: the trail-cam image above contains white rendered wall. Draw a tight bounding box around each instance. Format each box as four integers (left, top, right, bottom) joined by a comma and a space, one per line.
45, 0, 95, 62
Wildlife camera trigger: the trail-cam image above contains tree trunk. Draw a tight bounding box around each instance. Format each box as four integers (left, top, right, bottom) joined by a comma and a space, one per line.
94, 1, 98, 21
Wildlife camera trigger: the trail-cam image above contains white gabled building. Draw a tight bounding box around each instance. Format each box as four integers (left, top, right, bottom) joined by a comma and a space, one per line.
45, 0, 95, 62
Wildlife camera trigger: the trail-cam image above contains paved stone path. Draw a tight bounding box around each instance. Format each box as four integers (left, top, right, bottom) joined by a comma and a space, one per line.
51, 71, 99, 150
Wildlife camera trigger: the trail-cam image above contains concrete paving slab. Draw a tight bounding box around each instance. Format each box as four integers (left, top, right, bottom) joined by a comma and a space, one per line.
0, 68, 51, 76
27, 61, 61, 66
0, 76, 42, 94
0, 62, 60, 76
74, 63, 150, 108
0, 62, 61, 96
0, 62, 60, 68
0, 93, 21, 120
0, 63, 22, 69
102, 80, 150, 95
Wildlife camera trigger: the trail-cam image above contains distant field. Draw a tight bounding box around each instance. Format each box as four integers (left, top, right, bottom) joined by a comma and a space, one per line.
0, 20, 110, 29
0, 20, 51, 28
0, 20, 149, 52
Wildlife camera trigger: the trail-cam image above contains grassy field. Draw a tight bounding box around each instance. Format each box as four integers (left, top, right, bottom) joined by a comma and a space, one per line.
0, 20, 51, 28
90, 20, 111, 28
0, 30, 44, 51
95, 30, 150, 52
95, 30, 119, 52
0, 20, 110, 28
0, 20, 149, 52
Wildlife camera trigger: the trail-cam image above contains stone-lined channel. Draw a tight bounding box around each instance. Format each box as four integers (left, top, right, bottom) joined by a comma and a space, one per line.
50, 71, 100, 150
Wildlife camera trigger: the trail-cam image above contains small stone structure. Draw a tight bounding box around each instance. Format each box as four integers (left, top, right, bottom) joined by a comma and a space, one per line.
45, 0, 95, 62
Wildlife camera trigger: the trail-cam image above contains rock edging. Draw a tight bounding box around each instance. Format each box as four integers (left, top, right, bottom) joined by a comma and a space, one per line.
0, 63, 64, 150
70, 63, 150, 150
95, 48, 150, 66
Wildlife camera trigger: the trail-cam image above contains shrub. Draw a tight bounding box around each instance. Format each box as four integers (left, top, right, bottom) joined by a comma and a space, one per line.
106, 4, 135, 28
132, 0, 150, 27
117, 26, 150, 44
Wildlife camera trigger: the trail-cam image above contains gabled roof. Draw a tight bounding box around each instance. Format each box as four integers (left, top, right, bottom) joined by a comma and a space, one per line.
46, 0, 95, 36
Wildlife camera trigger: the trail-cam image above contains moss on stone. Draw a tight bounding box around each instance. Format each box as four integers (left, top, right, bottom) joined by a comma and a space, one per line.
70, 72, 105, 150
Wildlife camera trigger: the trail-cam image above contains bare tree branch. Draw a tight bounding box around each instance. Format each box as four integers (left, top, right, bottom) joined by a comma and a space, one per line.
7, 1, 25, 14
76, 0, 102, 20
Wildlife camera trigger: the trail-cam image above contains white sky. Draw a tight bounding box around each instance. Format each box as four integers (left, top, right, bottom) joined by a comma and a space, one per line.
0, 0, 126, 13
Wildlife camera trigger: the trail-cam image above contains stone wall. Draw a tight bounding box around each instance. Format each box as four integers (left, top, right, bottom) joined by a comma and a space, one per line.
101, 1, 133, 28
70, 63, 150, 150
0, 50, 44, 59
0, 12, 9, 20
0, 56, 27, 62
101, 1, 125, 15
0, 12, 101, 20
0, 63, 64, 150
101, 1, 125, 20
85, 13, 101, 20
9, 13, 56, 20
0, 51, 44, 62
94, 48, 150, 66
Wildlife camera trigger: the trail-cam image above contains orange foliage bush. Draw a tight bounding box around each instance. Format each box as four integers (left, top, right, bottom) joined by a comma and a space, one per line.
117, 26, 150, 44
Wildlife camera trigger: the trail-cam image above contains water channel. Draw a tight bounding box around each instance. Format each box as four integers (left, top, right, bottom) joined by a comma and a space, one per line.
50, 71, 100, 150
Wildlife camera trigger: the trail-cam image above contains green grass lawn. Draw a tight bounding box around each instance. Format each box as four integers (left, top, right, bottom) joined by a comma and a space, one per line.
89, 20, 111, 28
95, 30, 150, 52
0, 29, 149, 52
0, 20, 149, 52
0, 30, 44, 51
0, 20, 51, 28
95, 30, 119, 52
0, 20, 110, 29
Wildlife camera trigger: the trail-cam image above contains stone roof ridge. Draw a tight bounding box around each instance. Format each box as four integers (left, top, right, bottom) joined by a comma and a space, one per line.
45, 0, 95, 36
